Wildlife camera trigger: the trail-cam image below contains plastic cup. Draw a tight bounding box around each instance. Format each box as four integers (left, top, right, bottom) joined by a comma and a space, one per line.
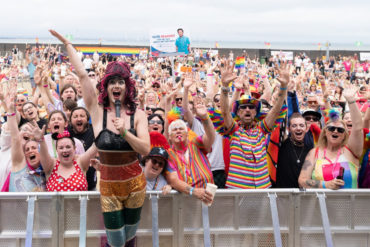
203, 183, 218, 206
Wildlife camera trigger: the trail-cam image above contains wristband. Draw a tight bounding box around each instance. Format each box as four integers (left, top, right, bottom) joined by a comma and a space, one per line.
43, 84, 49, 88
64, 42, 72, 46
280, 87, 287, 91
261, 75, 267, 79
322, 181, 326, 189
199, 116, 209, 122
221, 86, 230, 93
348, 100, 356, 104
121, 129, 127, 138
6, 112, 16, 117
189, 187, 194, 196
236, 88, 242, 92
35, 136, 45, 143
191, 92, 197, 96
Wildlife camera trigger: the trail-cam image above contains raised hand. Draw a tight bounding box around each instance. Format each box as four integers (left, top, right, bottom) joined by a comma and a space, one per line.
220, 60, 237, 87
234, 74, 247, 90
194, 100, 208, 119
258, 66, 268, 77
343, 86, 357, 102
49, 30, 70, 45
5, 80, 17, 112
28, 121, 46, 141
275, 62, 290, 88
183, 72, 194, 89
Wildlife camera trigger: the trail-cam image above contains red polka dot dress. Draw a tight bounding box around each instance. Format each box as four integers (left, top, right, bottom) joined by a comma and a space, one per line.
46, 160, 88, 191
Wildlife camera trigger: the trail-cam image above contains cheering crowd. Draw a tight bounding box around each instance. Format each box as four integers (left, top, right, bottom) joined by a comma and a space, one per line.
0, 30, 370, 245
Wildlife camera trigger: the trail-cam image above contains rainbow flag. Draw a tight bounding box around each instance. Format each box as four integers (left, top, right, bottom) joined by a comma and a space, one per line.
75, 46, 148, 56
235, 56, 245, 69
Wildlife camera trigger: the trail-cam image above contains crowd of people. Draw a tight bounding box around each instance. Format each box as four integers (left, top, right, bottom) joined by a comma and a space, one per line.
0, 30, 370, 246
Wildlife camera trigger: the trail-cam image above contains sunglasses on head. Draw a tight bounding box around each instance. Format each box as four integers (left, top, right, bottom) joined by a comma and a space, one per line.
88, 74, 96, 77
327, 126, 345, 133
152, 84, 160, 88
149, 120, 163, 125
175, 98, 183, 102
238, 104, 256, 110
308, 100, 318, 104
146, 107, 156, 111
214, 98, 220, 103
304, 116, 319, 122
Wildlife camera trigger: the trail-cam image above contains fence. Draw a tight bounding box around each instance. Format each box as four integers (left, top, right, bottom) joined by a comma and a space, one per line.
1, 189, 370, 247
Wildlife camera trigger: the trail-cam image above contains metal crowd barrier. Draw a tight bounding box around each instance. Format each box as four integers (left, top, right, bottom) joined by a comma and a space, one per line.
1, 189, 370, 247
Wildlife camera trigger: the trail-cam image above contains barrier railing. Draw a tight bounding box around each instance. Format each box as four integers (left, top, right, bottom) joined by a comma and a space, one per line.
1, 189, 370, 247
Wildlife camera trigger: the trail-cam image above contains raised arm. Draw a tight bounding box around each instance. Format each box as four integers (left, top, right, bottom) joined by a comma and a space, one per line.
78, 144, 98, 173
182, 72, 195, 127
28, 122, 55, 176
5, 81, 25, 171
263, 62, 289, 130
193, 98, 215, 152
219, 61, 238, 130
49, 30, 100, 127
344, 87, 364, 158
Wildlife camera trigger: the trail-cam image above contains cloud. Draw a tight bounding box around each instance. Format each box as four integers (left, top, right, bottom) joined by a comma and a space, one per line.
2, 0, 370, 45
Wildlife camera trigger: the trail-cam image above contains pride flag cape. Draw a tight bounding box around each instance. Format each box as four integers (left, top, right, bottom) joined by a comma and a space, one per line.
208, 105, 288, 181
235, 56, 245, 69
75, 46, 148, 56
310, 123, 321, 146
358, 129, 370, 187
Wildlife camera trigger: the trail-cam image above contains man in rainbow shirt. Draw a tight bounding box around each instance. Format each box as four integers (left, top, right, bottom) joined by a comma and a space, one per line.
219, 62, 290, 189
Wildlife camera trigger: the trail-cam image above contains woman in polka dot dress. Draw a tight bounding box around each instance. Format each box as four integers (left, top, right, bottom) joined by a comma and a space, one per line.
30, 124, 97, 192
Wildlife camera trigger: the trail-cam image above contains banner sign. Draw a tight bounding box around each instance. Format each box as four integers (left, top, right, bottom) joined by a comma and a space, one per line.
271, 50, 294, 60
150, 29, 177, 57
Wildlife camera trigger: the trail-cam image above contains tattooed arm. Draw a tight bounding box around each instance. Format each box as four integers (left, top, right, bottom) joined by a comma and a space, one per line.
298, 148, 345, 189
298, 149, 322, 188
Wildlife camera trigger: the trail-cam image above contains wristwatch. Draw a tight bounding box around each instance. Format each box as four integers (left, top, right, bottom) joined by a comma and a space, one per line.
221, 86, 230, 93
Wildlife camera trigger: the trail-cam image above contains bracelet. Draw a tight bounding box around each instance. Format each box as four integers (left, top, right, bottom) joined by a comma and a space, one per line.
35, 136, 45, 143
261, 75, 267, 79
280, 87, 287, 91
64, 42, 72, 46
348, 100, 356, 104
221, 86, 230, 93
199, 116, 209, 122
43, 84, 48, 88
191, 92, 197, 96
322, 181, 326, 189
189, 187, 194, 196
236, 88, 242, 92
121, 128, 127, 138
6, 112, 16, 117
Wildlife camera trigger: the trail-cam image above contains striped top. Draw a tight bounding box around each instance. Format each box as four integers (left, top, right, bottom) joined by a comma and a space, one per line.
167, 136, 214, 188
224, 119, 272, 189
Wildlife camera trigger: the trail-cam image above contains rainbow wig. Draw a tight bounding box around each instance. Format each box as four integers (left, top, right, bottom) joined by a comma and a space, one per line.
98, 61, 136, 114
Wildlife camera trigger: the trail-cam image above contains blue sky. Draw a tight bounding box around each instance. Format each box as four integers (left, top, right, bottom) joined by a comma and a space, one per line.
2, 0, 369, 45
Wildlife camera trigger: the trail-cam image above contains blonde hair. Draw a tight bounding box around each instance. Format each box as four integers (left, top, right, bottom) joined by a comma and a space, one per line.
317, 119, 349, 148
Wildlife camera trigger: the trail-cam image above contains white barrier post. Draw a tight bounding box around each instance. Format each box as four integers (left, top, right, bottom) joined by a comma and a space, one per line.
202, 204, 212, 247
150, 194, 160, 247
79, 195, 88, 247
317, 193, 333, 247
268, 193, 282, 247
25, 195, 37, 247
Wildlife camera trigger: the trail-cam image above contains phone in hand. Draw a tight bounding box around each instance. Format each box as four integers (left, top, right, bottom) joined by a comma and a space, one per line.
336, 167, 345, 180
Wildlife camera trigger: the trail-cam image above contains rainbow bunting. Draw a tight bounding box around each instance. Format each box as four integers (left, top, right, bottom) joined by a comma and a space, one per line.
235, 56, 245, 69
75, 46, 148, 56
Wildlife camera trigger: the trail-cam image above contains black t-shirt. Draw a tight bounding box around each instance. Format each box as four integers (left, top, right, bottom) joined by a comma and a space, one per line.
19, 117, 47, 131
276, 138, 311, 188
68, 124, 96, 190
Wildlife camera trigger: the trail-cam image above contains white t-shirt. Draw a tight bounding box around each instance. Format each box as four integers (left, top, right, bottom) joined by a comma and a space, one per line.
83, 58, 93, 70
191, 118, 225, 171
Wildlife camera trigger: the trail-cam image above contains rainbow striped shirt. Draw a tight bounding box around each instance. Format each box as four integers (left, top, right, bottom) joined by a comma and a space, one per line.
167, 136, 214, 188
225, 120, 272, 189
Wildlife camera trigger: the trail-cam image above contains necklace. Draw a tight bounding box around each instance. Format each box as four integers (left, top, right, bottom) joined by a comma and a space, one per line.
290, 139, 305, 163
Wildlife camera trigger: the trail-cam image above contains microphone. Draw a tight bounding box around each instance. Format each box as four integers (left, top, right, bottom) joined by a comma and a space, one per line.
115, 100, 121, 118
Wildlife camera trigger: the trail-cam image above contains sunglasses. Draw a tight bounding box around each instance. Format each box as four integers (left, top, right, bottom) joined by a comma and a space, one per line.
327, 126, 345, 133
175, 98, 183, 102
152, 84, 160, 88
238, 104, 256, 110
151, 158, 165, 167
214, 98, 220, 103
304, 116, 319, 122
149, 120, 163, 125
308, 100, 318, 104
88, 74, 96, 77
146, 107, 156, 111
